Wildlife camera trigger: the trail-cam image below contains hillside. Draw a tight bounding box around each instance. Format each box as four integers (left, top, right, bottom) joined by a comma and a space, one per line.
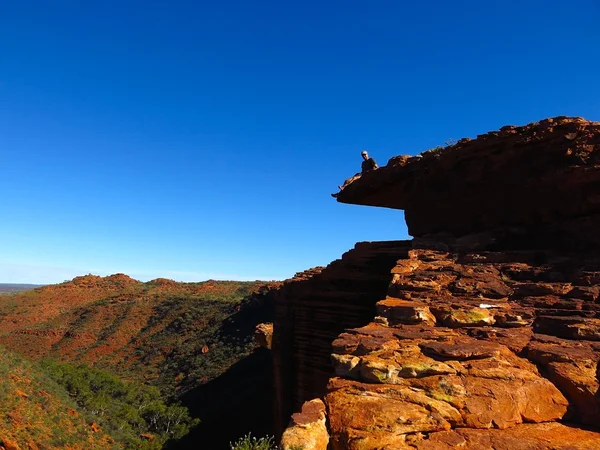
0, 275, 280, 449
0, 274, 276, 396
0, 346, 198, 450
0, 347, 113, 449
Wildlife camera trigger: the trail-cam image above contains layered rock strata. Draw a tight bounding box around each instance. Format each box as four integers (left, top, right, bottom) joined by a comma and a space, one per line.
336, 116, 600, 247
276, 117, 600, 448
272, 241, 412, 435
327, 243, 600, 448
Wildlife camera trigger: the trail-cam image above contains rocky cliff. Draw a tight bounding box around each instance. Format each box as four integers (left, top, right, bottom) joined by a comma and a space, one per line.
337, 116, 600, 248
272, 241, 412, 435
275, 117, 600, 449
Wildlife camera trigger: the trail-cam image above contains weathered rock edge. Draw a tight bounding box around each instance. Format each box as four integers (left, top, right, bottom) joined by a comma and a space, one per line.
336, 116, 600, 243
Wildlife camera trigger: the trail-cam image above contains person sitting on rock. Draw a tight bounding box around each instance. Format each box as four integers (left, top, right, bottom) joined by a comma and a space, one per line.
331, 150, 378, 197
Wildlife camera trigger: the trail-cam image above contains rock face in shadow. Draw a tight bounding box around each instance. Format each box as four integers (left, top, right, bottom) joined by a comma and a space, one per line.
275, 117, 600, 448
271, 241, 412, 435
176, 348, 275, 450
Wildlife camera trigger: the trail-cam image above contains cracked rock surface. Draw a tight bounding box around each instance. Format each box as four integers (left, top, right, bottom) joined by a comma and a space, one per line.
325, 246, 600, 449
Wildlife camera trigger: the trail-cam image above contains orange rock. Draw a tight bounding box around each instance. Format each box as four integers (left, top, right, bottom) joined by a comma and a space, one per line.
254, 323, 273, 349
0, 437, 21, 450
14, 389, 28, 398
281, 399, 328, 450
7, 410, 24, 425
280, 243, 600, 443
414, 422, 600, 449
525, 335, 600, 425
376, 298, 436, 326
326, 379, 459, 450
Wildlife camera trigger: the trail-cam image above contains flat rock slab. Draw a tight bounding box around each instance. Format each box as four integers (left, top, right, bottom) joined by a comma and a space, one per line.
420, 339, 503, 360
414, 422, 600, 449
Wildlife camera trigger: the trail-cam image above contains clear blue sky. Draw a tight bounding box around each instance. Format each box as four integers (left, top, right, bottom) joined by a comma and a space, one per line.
1, 1, 599, 283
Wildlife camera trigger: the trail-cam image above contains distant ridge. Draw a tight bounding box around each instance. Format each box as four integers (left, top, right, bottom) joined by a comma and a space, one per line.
0, 283, 43, 293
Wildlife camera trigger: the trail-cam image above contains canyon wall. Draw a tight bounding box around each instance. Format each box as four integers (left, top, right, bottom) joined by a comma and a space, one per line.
272, 241, 412, 435
275, 117, 600, 449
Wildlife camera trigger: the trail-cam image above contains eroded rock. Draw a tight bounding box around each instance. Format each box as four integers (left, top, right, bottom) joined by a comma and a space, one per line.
326, 379, 460, 450
281, 398, 329, 450
335, 117, 600, 244
254, 323, 273, 349
276, 117, 600, 446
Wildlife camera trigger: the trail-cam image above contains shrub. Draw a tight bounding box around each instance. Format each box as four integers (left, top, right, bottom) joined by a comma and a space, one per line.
0, 347, 110, 449
40, 359, 199, 449
230, 433, 278, 450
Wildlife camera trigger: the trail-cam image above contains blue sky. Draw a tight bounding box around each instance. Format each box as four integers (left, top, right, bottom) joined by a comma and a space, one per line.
1, 1, 599, 283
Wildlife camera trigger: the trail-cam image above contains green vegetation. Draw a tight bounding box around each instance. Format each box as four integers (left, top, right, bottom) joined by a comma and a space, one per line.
1, 279, 271, 398
230, 434, 278, 450
40, 359, 199, 449
0, 347, 110, 449
229, 434, 305, 450
0, 278, 276, 448
131, 297, 257, 397
421, 138, 459, 159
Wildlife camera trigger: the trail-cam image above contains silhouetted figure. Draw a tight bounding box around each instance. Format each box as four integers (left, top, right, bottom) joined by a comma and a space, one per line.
332, 150, 378, 197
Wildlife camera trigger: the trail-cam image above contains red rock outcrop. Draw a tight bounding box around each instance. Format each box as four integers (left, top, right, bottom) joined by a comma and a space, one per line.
255, 323, 274, 349
326, 244, 600, 448
276, 117, 600, 448
272, 241, 412, 435
0, 437, 21, 450
336, 116, 600, 246
281, 398, 329, 450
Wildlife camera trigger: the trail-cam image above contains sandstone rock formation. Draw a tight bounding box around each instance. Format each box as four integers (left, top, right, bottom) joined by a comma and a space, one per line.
255, 323, 274, 349
281, 399, 329, 450
272, 241, 413, 434
276, 117, 600, 449
336, 116, 600, 247
326, 245, 600, 448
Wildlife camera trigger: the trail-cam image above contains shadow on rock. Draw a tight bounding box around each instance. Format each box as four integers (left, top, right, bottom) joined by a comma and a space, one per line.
169, 347, 275, 450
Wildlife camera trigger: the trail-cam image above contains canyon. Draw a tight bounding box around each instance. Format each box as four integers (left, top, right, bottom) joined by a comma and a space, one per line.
0, 278, 277, 449
2, 116, 600, 449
